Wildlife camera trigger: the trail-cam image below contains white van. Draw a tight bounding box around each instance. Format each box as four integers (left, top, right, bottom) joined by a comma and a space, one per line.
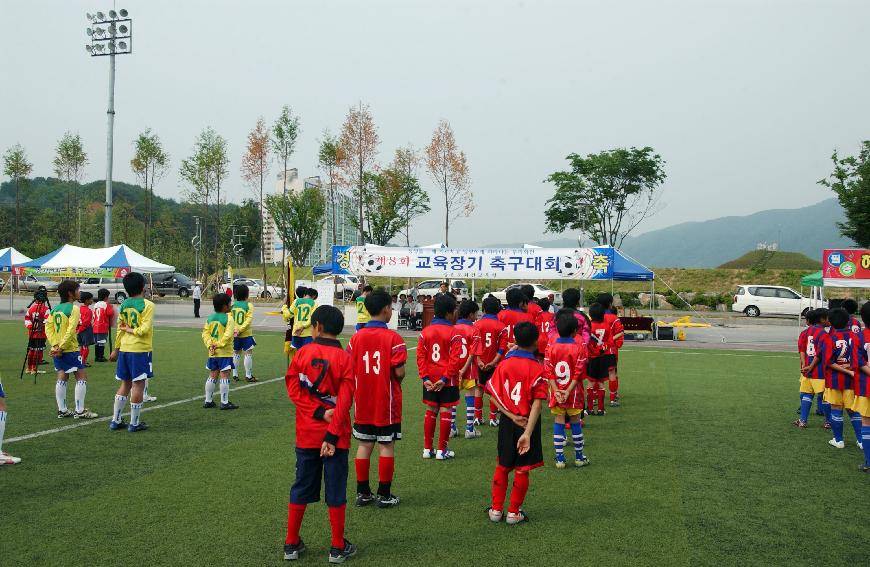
731, 285, 825, 317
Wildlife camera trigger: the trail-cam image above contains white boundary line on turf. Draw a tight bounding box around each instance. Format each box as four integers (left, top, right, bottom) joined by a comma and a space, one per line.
625, 349, 793, 359
5, 376, 285, 445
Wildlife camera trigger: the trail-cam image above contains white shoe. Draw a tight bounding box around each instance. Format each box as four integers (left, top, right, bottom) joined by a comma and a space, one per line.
422, 449, 434, 459
464, 429, 482, 439
858, 441, 864, 450
0, 451, 21, 465
487, 508, 503, 523
449, 428, 458, 438
143, 395, 157, 403
473, 418, 482, 427
436, 449, 455, 460
506, 510, 528, 525
488, 419, 499, 427
828, 438, 845, 449
73, 409, 99, 419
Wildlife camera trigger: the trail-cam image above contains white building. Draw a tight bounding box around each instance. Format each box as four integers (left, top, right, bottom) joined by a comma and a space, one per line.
264, 169, 361, 266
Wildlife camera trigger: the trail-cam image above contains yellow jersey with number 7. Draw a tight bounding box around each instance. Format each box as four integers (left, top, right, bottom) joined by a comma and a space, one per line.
117, 298, 154, 353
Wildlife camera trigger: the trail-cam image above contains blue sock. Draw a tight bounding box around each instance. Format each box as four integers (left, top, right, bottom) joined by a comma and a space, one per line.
570, 421, 585, 459
799, 393, 813, 423
553, 422, 566, 461
816, 394, 825, 414
831, 409, 844, 442
863, 424, 870, 466
823, 401, 832, 423
450, 406, 457, 432
464, 395, 476, 432
849, 411, 862, 441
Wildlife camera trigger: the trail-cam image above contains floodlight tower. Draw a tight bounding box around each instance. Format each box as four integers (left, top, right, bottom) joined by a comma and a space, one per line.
85, 9, 132, 247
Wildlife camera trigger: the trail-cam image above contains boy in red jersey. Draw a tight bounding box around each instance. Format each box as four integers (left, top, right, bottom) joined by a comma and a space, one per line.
92, 288, 115, 362
535, 298, 555, 360
24, 289, 50, 375
824, 308, 862, 449
796, 308, 833, 429
521, 284, 542, 320
455, 300, 483, 439
597, 293, 625, 407
498, 288, 534, 349
843, 299, 863, 334
851, 302, 870, 472
586, 303, 614, 416
347, 290, 407, 509
485, 321, 547, 525
283, 305, 357, 564
545, 310, 589, 468
546, 288, 590, 347
796, 310, 825, 425
417, 293, 461, 460
475, 296, 507, 427
76, 292, 95, 367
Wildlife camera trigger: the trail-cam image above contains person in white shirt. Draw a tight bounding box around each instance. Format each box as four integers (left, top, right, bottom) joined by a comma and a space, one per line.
192, 281, 203, 318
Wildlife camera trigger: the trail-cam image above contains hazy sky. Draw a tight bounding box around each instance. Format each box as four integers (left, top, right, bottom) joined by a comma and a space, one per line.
2, 0, 868, 247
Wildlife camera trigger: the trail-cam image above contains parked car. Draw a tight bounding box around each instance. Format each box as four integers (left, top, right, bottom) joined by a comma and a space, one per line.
232, 277, 284, 299
152, 272, 194, 298
731, 284, 824, 317
489, 283, 562, 307
19, 275, 60, 292
398, 279, 470, 301
79, 277, 152, 303
318, 275, 362, 300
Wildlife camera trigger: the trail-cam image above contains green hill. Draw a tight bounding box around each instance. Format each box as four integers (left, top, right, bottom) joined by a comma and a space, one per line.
717, 250, 821, 270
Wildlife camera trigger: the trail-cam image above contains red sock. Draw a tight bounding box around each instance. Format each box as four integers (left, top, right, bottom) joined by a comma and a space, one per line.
489, 399, 498, 420
609, 376, 619, 401
491, 465, 510, 511
508, 472, 529, 513
80, 346, 89, 365
285, 503, 306, 545
424, 409, 437, 450
586, 387, 595, 412
474, 395, 483, 420
378, 456, 394, 484
355, 458, 370, 493
439, 410, 452, 451
597, 387, 605, 410
26, 350, 35, 371
37, 349, 44, 366
327, 505, 346, 549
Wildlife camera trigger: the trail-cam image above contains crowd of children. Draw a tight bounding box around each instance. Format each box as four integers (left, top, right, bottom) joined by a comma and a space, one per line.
794, 300, 870, 472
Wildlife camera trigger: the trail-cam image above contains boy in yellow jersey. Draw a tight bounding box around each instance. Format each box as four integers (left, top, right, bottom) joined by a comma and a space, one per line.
356, 286, 373, 331
231, 283, 257, 383
108, 272, 154, 432
45, 280, 98, 420
203, 293, 239, 410
290, 287, 317, 349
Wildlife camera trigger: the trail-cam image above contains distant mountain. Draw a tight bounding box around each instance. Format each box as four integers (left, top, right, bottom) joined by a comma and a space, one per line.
486, 199, 854, 268
718, 250, 821, 270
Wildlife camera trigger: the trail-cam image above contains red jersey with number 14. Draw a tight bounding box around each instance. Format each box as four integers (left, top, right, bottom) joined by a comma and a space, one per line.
416, 319, 462, 386
486, 350, 548, 417
348, 321, 408, 427
544, 338, 588, 409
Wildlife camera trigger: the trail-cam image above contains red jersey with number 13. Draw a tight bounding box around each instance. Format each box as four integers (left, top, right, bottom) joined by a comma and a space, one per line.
348, 321, 408, 427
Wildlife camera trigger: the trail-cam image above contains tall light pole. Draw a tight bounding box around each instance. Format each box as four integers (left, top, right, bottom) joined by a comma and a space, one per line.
85, 9, 132, 247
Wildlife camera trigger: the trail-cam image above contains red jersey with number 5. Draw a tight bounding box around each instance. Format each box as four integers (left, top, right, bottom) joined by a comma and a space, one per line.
474, 315, 506, 366
417, 319, 462, 386
348, 321, 407, 427
285, 338, 355, 450
544, 338, 588, 409
589, 320, 614, 357
486, 350, 548, 417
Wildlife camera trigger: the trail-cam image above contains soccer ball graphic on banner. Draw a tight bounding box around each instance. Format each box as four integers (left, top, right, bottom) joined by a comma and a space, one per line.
351, 253, 383, 274
557, 249, 596, 279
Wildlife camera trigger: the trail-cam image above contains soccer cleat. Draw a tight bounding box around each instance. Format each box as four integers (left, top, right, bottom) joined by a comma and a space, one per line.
203, 401, 216, 409
488, 419, 500, 427
828, 438, 845, 449
220, 402, 239, 410
435, 449, 455, 460
109, 419, 127, 431
245, 376, 258, 383
127, 422, 148, 433
473, 418, 482, 427
860, 464, 870, 473
449, 428, 458, 438
506, 510, 529, 525
355, 493, 375, 507
74, 409, 98, 419
376, 494, 400, 508
792, 419, 808, 428
283, 539, 305, 561
609, 400, 620, 408
143, 395, 157, 403
823, 422, 832, 430
57, 409, 74, 419
555, 460, 566, 469
859, 441, 864, 450
0, 451, 22, 465
328, 539, 357, 564
464, 428, 482, 439
815, 409, 825, 416
595, 410, 606, 416
575, 456, 590, 467
487, 507, 503, 523
422, 449, 434, 459
232, 375, 240, 382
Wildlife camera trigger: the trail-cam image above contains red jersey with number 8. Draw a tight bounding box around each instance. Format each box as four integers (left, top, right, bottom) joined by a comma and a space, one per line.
348, 321, 408, 427
416, 319, 462, 386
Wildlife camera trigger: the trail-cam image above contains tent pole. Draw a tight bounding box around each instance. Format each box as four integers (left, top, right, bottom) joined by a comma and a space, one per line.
472, 279, 475, 302
9, 273, 12, 316
651, 278, 656, 341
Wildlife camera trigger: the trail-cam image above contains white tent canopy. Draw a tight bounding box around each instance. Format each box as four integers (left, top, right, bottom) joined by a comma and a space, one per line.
20, 244, 174, 274
0, 247, 32, 271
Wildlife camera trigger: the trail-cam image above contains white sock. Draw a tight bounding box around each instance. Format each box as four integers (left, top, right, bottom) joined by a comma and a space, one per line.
130, 402, 142, 426
113, 395, 127, 422
143, 378, 150, 398
74, 380, 87, 413
244, 351, 253, 379
232, 353, 240, 377
0, 411, 6, 452
55, 380, 68, 412
205, 378, 216, 403
219, 378, 230, 405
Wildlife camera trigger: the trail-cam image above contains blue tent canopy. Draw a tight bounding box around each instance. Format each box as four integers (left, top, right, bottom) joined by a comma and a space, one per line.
312, 263, 332, 276
604, 246, 654, 281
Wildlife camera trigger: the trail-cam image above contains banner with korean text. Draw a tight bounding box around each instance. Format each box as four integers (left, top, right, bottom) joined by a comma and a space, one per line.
822, 248, 870, 288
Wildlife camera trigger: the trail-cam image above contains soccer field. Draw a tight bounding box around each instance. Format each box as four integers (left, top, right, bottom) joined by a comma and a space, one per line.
1, 320, 868, 566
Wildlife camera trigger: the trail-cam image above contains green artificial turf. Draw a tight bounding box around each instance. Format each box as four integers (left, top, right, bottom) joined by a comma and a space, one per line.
1, 320, 868, 566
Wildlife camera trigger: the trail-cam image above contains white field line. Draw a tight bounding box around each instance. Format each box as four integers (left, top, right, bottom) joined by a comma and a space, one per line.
623, 349, 793, 359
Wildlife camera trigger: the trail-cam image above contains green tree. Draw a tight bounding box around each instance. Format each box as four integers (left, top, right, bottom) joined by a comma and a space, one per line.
349, 171, 405, 246
545, 146, 666, 247
265, 188, 326, 267
391, 145, 430, 246
236, 199, 263, 259
318, 130, 345, 244
339, 103, 379, 243
242, 117, 271, 285
52, 132, 88, 243
131, 129, 170, 255
819, 141, 870, 247
2, 144, 33, 245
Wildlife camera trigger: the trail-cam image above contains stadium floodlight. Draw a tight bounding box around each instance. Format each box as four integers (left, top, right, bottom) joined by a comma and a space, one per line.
86, 28, 94, 36
118, 41, 128, 50
119, 9, 128, 17
108, 42, 116, 52
86, 12, 95, 21
96, 11, 105, 20
94, 27, 104, 36
93, 43, 104, 52
118, 24, 128, 34
85, 45, 93, 53
109, 10, 117, 18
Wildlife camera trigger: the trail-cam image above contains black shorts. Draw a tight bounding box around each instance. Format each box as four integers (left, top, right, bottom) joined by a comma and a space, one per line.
423, 385, 460, 408
77, 328, 95, 347
28, 337, 46, 350
587, 355, 615, 380
289, 447, 348, 507
478, 367, 495, 386
353, 423, 402, 443
497, 418, 543, 472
